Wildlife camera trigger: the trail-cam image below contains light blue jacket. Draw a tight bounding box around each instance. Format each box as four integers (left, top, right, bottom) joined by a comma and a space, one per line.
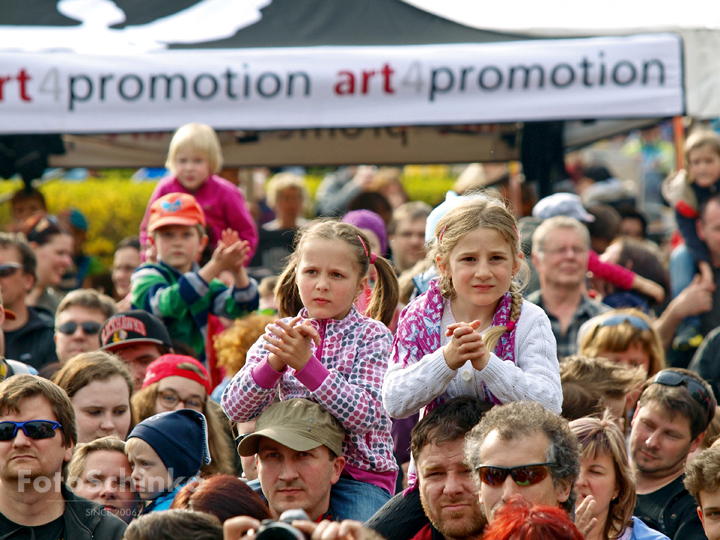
629, 517, 671, 540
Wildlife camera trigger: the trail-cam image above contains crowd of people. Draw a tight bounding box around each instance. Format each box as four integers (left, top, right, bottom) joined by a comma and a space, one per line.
1, 121, 720, 540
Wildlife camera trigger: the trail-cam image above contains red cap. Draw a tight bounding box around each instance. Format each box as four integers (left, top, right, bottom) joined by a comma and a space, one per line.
142, 354, 212, 395
148, 193, 206, 232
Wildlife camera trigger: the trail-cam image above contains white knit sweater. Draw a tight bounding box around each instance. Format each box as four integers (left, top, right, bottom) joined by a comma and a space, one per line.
382, 299, 562, 417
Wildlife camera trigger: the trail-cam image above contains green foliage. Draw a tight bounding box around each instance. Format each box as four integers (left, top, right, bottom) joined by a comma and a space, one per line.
0, 167, 455, 268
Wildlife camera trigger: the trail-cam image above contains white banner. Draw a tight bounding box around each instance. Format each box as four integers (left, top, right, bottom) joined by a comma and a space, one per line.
0, 34, 683, 134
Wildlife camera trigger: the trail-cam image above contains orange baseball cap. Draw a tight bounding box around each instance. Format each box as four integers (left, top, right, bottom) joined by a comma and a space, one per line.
148, 193, 206, 232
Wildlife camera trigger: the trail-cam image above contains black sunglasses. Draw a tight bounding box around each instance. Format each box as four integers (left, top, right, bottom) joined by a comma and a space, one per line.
0, 420, 62, 441
651, 371, 713, 424
0, 263, 23, 278
475, 462, 556, 487
56, 321, 102, 336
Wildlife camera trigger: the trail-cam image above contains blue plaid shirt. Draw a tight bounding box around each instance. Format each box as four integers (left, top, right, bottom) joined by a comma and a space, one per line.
527, 290, 610, 359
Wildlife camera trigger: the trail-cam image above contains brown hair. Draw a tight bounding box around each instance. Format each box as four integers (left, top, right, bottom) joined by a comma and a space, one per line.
570, 413, 636, 540
560, 355, 646, 422
388, 201, 432, 235
0, 374, 77, 446
275, 219, 399, 326
0, 232, 36, 278
214, 313, 276, 378
685, 445, 720, 506
410, 396, 492, 463
429, 192, 529, 355
123, 509, 223, 540
685, 130, 720, 183
637, 368, 717, 440
52, 351, 136, 431
56, 288, 117, 320
170, 474, 271, 522
579, 309, 666, 377
132, 383, 235, 475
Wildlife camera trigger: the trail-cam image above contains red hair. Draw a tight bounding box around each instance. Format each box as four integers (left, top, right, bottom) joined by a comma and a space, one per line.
170, 474, 270, 523
482, 496, 583, 540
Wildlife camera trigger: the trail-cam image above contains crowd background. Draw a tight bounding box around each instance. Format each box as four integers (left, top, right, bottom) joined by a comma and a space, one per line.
1, 117, 720, 540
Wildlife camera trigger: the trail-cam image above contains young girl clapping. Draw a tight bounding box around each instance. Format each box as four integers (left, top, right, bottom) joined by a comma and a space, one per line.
383, 193, 562, 418
222, 220, 399, 521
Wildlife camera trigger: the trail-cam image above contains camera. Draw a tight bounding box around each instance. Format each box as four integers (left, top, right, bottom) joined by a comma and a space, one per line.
255, 509, 311, 540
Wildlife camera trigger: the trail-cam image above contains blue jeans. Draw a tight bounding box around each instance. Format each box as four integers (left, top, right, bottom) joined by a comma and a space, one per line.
669, 245, 700, 329
331, 476, 392, 522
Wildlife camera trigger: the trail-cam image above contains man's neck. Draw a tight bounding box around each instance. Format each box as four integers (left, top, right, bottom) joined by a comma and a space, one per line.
2, 303, 30, 332
634, 464, 685, 495
0, 477, 65, 526
538, 282, 584, 312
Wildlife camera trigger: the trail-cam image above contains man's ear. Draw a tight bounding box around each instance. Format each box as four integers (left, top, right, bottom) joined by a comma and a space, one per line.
698, 219, 707, 243
0, 306, 5, 327
690, 431, 707, 454
64, 441, 75, 464
698, 505, 706, 529
555, 478, 572, 504
330, 455, 346, 485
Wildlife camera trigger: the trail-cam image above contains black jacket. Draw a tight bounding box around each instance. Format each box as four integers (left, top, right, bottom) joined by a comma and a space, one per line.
4, 307, 57, 370
0, 485, 126, 540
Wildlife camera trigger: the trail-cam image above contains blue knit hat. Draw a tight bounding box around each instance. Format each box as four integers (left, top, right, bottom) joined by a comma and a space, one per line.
127, 409, 211, 482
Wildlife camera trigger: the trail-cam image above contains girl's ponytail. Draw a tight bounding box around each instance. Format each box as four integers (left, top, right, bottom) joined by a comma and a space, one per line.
365, 255, 399, 327
482, 282, 524, 354
274, 255, 304, 318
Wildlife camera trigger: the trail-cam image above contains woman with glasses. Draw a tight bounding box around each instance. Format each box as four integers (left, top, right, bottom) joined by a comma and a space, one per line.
131, 354, 235, 475
52, 350, 135, 444
22, 214, 74, 315
570, 413, 669, 540
579, 308, 666, 379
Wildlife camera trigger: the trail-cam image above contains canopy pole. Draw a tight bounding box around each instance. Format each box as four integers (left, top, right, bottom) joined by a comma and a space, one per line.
673, 116, 685, 169
508, 161, 523, 217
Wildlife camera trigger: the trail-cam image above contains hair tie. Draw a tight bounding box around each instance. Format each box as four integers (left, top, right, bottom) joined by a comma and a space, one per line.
439, 225, 448, 244
369, 253, 377, 264
357, 235, 369, 257
506, 320, 516, 332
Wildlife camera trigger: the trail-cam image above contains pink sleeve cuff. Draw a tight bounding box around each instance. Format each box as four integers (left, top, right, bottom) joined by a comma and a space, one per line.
252, 359, 286, 389
294, 355, 330, 392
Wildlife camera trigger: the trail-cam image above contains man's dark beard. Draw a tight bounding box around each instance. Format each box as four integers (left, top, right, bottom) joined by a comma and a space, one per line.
421, 494, 486, 540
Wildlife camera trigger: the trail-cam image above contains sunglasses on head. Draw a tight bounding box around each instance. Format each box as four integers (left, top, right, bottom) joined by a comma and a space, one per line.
0, 420, 62, 441
598, 314, 650, 331
0, 263, 23, 278
476, 462, 556, 487
651, 370, 713, 424
56, 321, 102, 336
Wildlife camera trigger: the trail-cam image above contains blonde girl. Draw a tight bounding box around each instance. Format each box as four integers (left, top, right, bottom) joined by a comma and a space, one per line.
139, 123, 258, 257
221, 220, 399, 521
383, 192, 562, 420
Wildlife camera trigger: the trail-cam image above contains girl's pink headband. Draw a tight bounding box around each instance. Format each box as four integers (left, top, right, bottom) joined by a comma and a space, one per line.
357, 235, 377, 264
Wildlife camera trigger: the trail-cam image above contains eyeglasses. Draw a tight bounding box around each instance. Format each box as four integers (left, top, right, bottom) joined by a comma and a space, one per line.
476, 462, 557, 487
0, 263, 23, 278
0, 420, 62, 441
599, 314, 650, 331
651, 371, 713, 424
157, 390, 205, 411
56, 321, 102, 336
541, 246, 588, 257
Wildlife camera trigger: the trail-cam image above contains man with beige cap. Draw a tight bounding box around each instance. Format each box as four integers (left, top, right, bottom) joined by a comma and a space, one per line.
238, 398, 346, 522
